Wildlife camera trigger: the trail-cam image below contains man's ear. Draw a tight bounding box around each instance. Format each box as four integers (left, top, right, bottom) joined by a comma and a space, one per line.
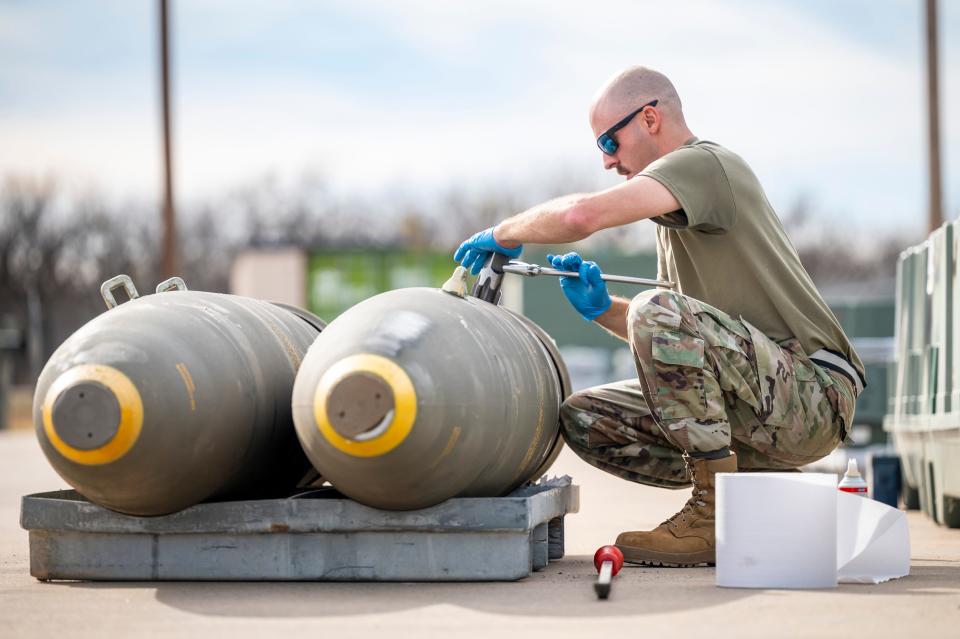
643, 107, 661, 134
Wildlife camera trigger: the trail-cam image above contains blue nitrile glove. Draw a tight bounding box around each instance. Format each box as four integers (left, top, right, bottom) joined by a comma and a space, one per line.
454, 227, 523, 275
546, 252, 612, 321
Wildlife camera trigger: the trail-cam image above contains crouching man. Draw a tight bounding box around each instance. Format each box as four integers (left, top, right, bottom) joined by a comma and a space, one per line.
454, 65, 864, 566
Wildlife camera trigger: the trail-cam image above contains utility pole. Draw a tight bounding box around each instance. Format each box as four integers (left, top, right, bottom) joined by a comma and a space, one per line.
925, 0, 943, 233
159, 0, 178, 277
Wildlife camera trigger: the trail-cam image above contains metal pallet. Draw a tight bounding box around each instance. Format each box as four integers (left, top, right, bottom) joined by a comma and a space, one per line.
21, 476, 579, 582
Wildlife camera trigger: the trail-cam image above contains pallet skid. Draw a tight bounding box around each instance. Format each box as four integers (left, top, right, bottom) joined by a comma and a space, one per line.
21, 477, 579, 582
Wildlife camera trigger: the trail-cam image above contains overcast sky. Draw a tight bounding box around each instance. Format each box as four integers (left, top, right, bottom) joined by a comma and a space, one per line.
0, 0, 957, 232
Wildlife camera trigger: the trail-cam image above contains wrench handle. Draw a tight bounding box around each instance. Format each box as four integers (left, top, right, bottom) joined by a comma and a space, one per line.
502, 262, 674, 289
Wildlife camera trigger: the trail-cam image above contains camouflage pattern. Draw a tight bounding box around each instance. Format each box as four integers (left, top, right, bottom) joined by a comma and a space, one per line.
560, 289, 859, 488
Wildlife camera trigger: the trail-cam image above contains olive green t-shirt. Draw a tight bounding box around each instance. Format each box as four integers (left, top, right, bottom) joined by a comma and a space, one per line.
639, 138, 865, 381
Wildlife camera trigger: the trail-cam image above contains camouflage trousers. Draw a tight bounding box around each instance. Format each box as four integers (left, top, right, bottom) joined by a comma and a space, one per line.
560, 289, 858, 489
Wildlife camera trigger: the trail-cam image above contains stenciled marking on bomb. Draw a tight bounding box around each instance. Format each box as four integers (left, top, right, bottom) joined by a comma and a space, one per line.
433, 425, 462, 466
175, 362, 197, 412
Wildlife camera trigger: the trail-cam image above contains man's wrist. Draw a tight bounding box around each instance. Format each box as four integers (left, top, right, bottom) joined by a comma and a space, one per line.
492, 224, 521, 250
591, 296, 629, 336
584, 296, 613, 322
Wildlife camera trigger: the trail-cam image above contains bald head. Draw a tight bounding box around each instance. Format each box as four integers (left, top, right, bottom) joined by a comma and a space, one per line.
589, 66, 693, 178
593, 66, 685, 126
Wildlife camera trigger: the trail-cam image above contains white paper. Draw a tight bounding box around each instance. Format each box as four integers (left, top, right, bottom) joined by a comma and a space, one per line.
837, 490, 911, 584
715, 473, 911, 589
716, 473, 838, 589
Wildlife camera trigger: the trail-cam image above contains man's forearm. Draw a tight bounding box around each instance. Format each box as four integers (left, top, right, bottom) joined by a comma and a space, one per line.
593, 296, 631, 341
487, 175, 681, 250
493, 194, 592, 247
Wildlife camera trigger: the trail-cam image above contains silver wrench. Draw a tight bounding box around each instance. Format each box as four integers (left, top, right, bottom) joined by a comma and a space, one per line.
502, 260, 674, 289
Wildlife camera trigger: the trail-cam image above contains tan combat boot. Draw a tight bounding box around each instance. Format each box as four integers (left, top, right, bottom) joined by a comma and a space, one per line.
615, 452, 737, 567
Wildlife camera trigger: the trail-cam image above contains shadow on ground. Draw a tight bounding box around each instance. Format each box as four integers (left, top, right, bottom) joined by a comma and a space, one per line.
42, 558, 960, 619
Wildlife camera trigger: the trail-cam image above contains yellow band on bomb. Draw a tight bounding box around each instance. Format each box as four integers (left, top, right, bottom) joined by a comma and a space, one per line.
313, 354, 416, 458
42, 364, 144, 466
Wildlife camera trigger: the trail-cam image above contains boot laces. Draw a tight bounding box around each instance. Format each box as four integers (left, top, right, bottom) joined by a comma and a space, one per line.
663, 467, 709, 527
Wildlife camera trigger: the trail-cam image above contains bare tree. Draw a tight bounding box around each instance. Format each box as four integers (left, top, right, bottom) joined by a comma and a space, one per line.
0, 173, 922, 385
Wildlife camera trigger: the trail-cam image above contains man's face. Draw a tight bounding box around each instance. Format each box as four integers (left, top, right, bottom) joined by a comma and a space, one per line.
590, 99, 661, 179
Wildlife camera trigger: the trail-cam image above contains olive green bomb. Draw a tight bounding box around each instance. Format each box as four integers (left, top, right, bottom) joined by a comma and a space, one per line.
33, 276, 324, 516
291, 286, 570, 510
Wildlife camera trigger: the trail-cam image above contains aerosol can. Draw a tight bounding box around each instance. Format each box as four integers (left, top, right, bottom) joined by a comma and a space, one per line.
838, 459, 869, 496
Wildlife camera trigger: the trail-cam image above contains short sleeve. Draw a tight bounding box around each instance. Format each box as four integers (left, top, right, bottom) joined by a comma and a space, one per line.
641, 145, 737, 233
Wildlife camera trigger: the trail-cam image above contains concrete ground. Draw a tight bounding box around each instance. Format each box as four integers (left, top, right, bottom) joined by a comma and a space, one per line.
1, 428, 958, 639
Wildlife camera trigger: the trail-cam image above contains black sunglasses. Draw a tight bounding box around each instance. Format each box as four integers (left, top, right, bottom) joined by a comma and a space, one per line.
596, 99, 658, 155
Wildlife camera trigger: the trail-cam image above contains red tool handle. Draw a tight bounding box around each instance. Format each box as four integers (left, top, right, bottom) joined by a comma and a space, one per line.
593, 545, 624, 576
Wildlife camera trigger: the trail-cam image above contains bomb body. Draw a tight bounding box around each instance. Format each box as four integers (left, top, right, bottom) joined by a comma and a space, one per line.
292, 287, 569, 510
34, 280, 323, 515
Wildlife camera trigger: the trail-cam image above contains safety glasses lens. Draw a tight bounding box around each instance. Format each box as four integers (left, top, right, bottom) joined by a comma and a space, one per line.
598, 135, 617, 155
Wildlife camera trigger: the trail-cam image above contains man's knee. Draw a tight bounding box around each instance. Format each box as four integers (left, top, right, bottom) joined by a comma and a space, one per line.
559, 391, 592, 437
628, 288, 692, 335
627, 288, 659, 323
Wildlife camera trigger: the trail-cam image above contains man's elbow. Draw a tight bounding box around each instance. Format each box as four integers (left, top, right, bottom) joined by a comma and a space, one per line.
565, 200, 601, 238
